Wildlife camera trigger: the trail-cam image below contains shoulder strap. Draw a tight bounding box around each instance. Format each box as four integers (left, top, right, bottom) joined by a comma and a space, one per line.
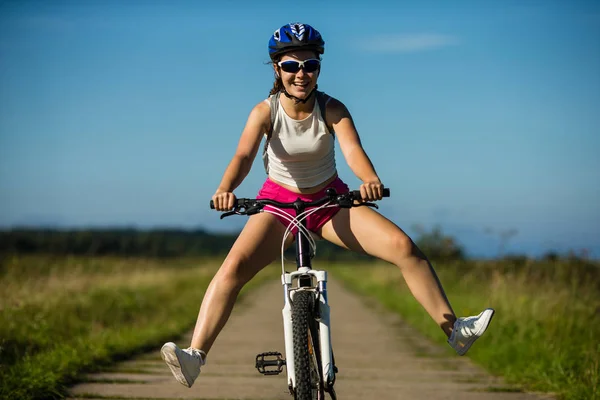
267, 92, 280, 140
263, 92, 280, 174
316, 91, 334, 136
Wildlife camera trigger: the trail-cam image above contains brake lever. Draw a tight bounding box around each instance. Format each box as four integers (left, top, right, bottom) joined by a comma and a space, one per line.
219, 201, 262, 218
219, 211, 238, 219
337, 194, 380, 209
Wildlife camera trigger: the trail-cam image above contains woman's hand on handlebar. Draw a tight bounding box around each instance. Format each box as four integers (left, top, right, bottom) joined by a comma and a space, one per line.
359, 180, 385, 201
212, 190, 237, 211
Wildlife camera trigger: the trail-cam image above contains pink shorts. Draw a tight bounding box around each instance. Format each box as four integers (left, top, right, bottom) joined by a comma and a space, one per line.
256, 177, 349, 235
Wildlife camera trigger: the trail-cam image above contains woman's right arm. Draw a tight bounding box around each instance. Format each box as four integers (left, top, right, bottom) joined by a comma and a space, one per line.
212, 101, 270, 211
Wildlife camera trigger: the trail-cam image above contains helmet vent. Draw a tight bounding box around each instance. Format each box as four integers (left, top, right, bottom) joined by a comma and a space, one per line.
290, 23, 305, 41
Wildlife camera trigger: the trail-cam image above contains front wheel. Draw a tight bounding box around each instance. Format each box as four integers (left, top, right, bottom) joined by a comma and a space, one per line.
292, 290, 324, 400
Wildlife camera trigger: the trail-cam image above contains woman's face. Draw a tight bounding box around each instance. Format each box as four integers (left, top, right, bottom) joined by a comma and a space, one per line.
275, 50, 320, 100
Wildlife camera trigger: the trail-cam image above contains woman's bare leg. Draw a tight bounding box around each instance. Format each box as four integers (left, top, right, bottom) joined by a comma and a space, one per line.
190, 213, 293, 354
318, 207, 457, 337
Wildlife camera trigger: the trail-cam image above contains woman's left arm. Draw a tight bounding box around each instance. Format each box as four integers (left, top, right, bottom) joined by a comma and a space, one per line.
328, 98, 384, 200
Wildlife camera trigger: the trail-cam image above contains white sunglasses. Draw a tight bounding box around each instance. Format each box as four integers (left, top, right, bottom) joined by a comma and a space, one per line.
277, 58, 321, 73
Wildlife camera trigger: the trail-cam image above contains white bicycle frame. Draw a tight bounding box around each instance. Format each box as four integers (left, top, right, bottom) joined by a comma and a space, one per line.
282, 268, 334, 390
264, 203, 338, 393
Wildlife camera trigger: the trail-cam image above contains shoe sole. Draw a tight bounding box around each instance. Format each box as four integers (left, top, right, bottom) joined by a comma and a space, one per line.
457, 308, 495, 356
160, 343, 193, 388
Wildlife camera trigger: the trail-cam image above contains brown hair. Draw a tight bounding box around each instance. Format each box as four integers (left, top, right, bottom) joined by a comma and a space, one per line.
269, 76, 284, 96
269, 57, 283, 96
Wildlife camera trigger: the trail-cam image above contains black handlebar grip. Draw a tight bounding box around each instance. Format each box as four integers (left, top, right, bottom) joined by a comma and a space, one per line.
210, 198, 249, 209
350, 188, 390, 199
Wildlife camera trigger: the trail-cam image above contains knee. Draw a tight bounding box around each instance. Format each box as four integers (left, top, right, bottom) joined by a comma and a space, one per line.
388, 231, 416, 260
215, 254, 251, 291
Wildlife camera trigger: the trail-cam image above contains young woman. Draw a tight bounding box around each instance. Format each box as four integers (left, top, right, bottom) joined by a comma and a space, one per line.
161, 22, 494, 388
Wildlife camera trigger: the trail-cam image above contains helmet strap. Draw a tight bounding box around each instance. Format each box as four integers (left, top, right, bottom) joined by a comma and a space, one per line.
281, 84, 318, 105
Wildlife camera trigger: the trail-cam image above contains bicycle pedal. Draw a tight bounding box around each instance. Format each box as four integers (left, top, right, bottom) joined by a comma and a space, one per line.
255, 351, 286, 375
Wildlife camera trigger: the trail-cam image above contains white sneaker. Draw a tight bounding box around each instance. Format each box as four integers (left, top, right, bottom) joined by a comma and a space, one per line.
160, 342, 206, 388
448, 308, 495, 356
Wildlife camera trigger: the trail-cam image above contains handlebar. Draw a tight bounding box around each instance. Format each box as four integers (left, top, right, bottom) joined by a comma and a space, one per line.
209, 188, 390, 218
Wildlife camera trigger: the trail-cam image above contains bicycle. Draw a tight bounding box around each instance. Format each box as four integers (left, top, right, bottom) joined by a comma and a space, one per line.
210, 187, 390, 400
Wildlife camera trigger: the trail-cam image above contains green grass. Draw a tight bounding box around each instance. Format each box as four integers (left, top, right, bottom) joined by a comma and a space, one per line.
0, 255, 278, 400
330, 259, 600, 400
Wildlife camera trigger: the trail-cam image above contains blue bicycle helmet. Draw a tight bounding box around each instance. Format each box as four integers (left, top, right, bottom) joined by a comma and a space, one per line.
269, 23, 325, 60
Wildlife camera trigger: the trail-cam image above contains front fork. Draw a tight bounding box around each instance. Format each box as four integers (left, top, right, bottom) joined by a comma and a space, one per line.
282, 267, 335, 392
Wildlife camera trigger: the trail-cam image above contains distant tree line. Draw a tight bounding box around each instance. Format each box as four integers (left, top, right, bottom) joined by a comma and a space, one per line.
0, 228, 368, 261
0, 226, 469, 262
0, 228, 236, 258
3, 225, 594, 263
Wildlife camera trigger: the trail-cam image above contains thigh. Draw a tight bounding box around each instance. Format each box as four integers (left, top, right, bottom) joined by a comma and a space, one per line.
317, 206, 413, 264
222, 212, 295, 282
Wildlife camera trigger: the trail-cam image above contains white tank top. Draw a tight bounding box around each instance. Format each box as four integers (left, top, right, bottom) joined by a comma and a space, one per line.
264, 95, 337, 189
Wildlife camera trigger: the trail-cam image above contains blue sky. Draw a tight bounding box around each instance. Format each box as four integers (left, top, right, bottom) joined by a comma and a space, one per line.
1, 0, 599, 258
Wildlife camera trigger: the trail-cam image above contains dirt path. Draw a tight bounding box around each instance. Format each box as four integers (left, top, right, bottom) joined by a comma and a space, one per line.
68, 278, 551, 400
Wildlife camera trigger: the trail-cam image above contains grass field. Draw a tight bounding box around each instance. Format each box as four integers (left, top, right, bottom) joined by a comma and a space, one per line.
330, 259, 600, 400
0, 255, 278, 400
2, 255, 598, 400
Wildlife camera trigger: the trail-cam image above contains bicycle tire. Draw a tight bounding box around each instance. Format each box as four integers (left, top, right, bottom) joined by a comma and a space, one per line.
292, 290, 323, 400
